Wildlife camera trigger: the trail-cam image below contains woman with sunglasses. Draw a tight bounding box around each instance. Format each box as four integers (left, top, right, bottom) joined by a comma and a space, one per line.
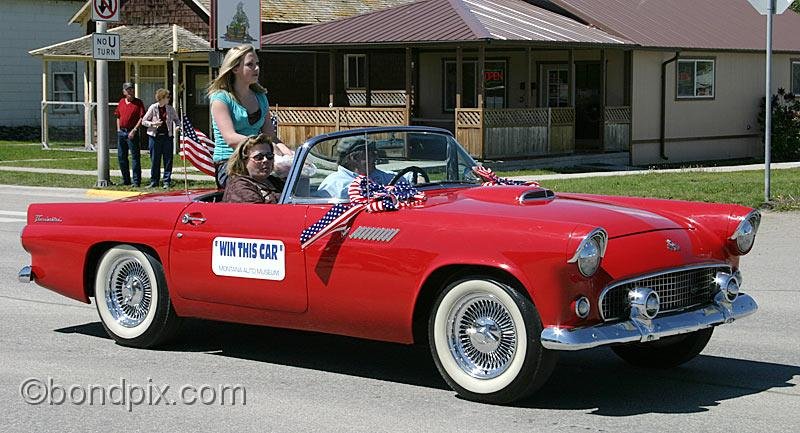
222, 134, 284, 204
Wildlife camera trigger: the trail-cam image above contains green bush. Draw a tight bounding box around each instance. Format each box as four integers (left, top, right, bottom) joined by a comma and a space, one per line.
758, 89, 800, 162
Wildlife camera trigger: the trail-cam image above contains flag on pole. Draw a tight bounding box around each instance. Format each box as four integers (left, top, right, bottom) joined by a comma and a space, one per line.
179, 115, 215, 176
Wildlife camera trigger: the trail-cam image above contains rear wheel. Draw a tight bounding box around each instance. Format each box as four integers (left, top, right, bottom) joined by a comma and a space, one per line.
94, 245, 181, 348
611, 327, 714, 368
428, 277, 557, 404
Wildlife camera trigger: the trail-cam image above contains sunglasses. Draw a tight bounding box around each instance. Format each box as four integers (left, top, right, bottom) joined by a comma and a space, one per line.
249, 152, 274, 162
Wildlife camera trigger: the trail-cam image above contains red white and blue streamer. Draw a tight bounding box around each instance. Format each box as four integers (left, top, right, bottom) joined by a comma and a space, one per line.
300, 176, 426, 249
471, 166, 540, 187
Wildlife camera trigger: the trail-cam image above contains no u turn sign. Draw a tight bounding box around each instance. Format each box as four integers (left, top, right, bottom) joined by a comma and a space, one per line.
92, 0, 120, 22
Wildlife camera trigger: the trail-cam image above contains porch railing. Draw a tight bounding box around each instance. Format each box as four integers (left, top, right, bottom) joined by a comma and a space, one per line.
345, 90, 408, 107
456, 107, 575, 159
604, 106, 631, 151
272, 106, 410, 146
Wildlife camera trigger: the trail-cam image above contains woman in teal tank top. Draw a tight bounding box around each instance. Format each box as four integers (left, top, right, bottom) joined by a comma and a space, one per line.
207, 44, 292, 187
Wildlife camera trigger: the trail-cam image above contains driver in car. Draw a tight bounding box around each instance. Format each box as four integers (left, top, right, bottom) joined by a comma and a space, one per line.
317, 137, 396, 199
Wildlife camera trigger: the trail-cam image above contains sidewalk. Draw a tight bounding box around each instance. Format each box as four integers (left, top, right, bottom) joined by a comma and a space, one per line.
1, 161, 798, 199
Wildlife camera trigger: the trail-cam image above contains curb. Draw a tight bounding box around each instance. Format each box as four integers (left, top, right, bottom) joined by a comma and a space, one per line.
85, 189, 143, 199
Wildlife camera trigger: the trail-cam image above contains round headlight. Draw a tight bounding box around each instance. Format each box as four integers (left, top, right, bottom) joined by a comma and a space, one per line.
577, 238, 601, 277
730, 211, 760, 255
574, 296, 591, 319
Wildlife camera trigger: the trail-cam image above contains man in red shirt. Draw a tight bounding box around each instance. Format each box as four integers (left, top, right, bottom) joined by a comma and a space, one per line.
114, 82, 146, 186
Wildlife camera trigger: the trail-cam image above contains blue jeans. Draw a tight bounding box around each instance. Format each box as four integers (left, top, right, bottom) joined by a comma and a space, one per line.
117, 129, 141, 185
149, 134, 173, 185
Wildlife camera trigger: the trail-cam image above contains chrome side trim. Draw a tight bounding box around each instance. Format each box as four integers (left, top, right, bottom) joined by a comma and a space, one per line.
18, 266, 33, 283
541, 292, 757, 351
349, 227, 399, 242
598, 263, 730, 321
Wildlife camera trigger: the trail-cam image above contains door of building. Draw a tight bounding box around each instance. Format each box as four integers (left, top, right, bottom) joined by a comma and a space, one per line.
574, 62, 602, 151
184, 65, 211, 135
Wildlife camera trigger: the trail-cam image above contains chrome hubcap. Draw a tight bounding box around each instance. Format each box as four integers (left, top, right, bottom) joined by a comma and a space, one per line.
105, 257, 152, 328
447, 293, 517, 379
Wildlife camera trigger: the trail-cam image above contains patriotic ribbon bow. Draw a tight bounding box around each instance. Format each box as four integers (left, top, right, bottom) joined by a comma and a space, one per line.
299, 176, 426, 249
471, 166, 540, 187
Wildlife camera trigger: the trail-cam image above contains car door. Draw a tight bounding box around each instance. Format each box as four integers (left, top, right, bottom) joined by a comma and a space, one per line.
168, 200, 309, 313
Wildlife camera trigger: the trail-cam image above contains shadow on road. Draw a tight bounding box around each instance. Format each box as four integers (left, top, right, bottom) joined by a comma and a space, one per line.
56, 320, 799, 415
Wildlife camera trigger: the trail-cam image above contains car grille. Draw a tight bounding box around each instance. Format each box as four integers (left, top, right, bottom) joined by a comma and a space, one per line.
600, 265, 727, 321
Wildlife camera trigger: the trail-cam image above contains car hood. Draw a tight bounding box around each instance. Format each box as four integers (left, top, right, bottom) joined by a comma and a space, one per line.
425, 186, 684, 238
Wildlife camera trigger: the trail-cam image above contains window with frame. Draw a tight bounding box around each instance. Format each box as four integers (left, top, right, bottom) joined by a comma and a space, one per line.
128, 63, 167, 104
540, 64, 569, 108
443, 60, 506, 111
51, 62, 77, 113
792, 61, 800, 94
345, 54, 366, 89
677, 59, 715, 99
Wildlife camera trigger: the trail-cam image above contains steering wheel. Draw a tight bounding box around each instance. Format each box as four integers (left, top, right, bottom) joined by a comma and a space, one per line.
389, 166, 430, 185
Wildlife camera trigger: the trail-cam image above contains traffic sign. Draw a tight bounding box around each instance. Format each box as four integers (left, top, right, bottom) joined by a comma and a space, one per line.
747, 0, 792, 15
92, 0, 120, 22
92, 33, 120, 60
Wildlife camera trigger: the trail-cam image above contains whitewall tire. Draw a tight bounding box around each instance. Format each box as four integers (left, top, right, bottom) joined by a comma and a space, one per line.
94, 245, 180, 348
429, 277, 557, 403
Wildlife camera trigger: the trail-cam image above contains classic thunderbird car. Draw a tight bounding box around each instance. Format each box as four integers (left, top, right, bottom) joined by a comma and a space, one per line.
19, 126, 759, 403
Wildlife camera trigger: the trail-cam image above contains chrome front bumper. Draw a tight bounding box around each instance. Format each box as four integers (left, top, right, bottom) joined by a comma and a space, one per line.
540, 292, 758, 351
18, 266, 33, 283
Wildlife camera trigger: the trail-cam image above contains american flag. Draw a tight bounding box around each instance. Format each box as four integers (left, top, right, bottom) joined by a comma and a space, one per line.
300, 203, 365, 249
179, 115, 215, 176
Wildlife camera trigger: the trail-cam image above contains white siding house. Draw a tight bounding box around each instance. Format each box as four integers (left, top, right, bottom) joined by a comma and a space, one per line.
0, 0, 84, 130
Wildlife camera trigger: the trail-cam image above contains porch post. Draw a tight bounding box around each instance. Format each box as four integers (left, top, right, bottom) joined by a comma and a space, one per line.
600, 48, 607, 149
365, 52, 371, 107
478, 45, 485, 108
456, 46, 463, 109
41, 59, 49, 148
84, 61, 93, 150
329, 50, 336, 107
568, 49, 575, 106
134, 62, 140, 94
526, 46, 532, 108
405, 47, 412, 125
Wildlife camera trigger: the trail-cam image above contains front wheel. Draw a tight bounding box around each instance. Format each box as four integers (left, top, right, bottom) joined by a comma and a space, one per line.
94, 245, 181, 348
611, 327, 714, 368
429, 277, 557, 404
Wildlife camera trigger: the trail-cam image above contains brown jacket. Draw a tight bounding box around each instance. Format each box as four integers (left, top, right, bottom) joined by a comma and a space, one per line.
222, 175, 284, 204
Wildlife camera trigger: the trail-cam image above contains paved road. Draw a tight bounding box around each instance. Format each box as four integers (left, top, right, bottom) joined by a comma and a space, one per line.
1, 186, 798, 432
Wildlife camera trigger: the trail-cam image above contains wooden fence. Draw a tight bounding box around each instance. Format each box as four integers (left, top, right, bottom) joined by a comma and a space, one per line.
604, 106, 631, 151
455, 107, 575, 159
272, 106, 409, 147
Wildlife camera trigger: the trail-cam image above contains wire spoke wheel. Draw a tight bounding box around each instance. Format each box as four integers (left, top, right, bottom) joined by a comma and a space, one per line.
447, 294, 517, 379
94, 245, 181, 347
105, 256, 153, 328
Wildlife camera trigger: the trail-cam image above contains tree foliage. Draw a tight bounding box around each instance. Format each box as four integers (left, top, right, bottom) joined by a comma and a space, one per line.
792, 0, 800, 14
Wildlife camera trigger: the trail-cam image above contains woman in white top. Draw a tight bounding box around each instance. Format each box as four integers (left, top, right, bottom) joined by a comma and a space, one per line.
142, 88, 179, 188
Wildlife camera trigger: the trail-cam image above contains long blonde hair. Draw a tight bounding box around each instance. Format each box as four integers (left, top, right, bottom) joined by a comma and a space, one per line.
227, 134, 274, 177
207, 44, 266, 100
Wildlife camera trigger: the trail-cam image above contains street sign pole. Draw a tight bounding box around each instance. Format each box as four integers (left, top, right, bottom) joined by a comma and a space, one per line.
96, 20, 110, 186
764, 0, 774, 204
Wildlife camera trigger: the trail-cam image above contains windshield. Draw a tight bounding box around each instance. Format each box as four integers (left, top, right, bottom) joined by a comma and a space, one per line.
288, 130, 481, 202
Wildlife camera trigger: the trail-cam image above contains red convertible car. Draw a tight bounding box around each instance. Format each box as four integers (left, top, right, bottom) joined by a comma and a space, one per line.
19, 126, 759, 403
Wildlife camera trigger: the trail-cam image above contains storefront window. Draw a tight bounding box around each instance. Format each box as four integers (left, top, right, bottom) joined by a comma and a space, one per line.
444, 60, 506, 111
540, 64, 569, 107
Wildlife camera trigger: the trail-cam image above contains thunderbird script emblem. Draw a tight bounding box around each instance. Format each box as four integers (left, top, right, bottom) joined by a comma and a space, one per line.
666, 239, 680, 252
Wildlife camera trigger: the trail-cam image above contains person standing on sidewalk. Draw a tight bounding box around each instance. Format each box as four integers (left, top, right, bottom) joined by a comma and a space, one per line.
142, 88, 179, 188
114, 82, 145, 187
